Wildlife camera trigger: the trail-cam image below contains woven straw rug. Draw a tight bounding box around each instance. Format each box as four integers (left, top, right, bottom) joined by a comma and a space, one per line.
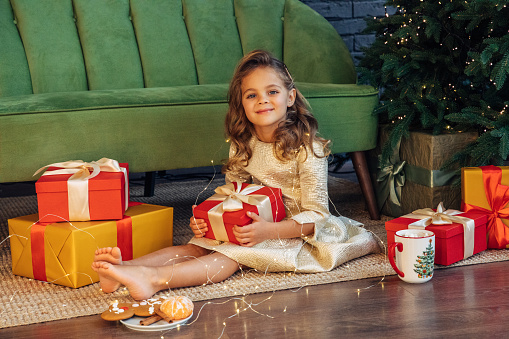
1, 176, 508, 329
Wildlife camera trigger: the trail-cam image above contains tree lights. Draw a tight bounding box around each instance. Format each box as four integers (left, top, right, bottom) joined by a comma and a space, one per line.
359, 0, 509, 167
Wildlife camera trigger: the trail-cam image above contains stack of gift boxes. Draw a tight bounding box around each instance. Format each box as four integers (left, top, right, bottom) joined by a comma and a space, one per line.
8, 159, 173, 288
385, 165, 509, 266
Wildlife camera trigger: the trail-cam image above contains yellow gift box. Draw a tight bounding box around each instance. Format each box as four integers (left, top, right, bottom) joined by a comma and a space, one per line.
462, 165, 509, 249
8, 203, 173, 288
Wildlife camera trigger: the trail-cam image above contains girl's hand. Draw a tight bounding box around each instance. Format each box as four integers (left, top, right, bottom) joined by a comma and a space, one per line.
233, 211, 274, 247
189, 205, 208, 238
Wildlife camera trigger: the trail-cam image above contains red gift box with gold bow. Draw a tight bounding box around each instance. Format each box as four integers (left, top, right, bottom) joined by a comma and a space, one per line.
34, 158, 129, 223
385, 203, 487, 265
8, 202, 173, 288
462, 165, 509, 249
193, 182, 286, 244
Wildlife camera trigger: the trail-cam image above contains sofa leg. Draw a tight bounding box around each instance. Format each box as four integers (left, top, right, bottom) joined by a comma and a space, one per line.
144, 171, 156, 197
350, 151, 380, 220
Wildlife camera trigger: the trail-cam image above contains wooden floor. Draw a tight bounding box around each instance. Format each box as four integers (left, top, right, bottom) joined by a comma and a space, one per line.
2, 260, 508, 338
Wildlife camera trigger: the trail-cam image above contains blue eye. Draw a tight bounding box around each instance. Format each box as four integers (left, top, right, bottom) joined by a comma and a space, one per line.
246, 94, 256, 99
269, 90, 278, 95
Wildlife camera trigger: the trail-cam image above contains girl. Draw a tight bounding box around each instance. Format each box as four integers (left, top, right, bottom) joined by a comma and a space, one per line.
92, 50, 378, 300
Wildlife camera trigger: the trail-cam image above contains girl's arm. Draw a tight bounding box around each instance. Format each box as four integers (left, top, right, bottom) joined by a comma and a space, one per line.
290, 143, 331, 224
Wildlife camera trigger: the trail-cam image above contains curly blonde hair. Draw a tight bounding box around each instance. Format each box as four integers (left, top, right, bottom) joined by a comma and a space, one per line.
224, 50, 330, 173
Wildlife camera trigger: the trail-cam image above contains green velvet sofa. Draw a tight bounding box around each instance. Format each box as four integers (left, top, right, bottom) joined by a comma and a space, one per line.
0, 0, 380, 218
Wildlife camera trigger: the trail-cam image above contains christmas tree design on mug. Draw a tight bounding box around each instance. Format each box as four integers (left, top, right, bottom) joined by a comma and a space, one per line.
414, 239, 434, 279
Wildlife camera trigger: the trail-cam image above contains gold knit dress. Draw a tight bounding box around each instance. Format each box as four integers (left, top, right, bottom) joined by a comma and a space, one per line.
189, 138, 379, 273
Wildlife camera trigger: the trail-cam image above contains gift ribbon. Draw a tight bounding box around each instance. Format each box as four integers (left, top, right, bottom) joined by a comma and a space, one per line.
31, 218, 134, 281
116, 217, 133, 261
405, 163, 457, 188
34, 158, 128, 221
31, 222, 49, 282
462, 165, 509, 249
207, 182, 274, 242
29, 202, 144, 282
374, 139, 459, 217
401, 202, 475, 259
116, 202, 143, 261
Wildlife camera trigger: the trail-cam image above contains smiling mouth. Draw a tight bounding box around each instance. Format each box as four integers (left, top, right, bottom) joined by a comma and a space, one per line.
256, 108, 273, 113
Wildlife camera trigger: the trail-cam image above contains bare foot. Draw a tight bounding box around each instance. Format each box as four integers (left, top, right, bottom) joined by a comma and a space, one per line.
94, 247, 123, 265
91, 262, 162, 300
91, 261, 122, 293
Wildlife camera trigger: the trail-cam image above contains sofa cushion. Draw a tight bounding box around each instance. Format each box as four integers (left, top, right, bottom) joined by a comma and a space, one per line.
73, 0, 144, 90
0, 84, 230, 115
0, 0, 32, 97
10, 0, 88, 94
183, 0, 243, 84
234, 0, 285, 60
130, 0, 198, 87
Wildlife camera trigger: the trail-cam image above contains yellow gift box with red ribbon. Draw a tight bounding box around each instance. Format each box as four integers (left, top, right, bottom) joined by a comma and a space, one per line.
8, 203, 173, 288
462, 165, 509, 249
34, 158, 129, 223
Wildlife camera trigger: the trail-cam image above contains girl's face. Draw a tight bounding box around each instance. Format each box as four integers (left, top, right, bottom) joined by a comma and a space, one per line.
241, 66, 296, 142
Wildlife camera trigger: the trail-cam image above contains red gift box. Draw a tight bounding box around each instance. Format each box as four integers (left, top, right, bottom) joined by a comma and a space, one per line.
193, 182, 286, 244
385, 207, 487, 266
34, 158, 129, 223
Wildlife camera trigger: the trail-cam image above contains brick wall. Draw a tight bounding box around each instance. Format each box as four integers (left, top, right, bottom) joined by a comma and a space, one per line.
301, 0, 395, 62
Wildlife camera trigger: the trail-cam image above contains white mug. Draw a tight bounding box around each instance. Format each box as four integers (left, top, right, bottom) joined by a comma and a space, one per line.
389, 229, 435, 283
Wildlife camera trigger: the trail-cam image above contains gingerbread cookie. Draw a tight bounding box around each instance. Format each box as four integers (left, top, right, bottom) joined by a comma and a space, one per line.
101, 302, 135, 321
132, 298, 166, 317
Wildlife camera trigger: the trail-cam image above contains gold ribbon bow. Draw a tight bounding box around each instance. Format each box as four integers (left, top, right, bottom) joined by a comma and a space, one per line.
33, 158, 121, 180
207, 182, 274, 242
34, 158, 128, 221
401, 202, 475, 259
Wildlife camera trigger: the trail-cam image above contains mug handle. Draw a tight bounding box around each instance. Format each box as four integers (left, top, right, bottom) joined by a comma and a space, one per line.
388, 242, 405, 277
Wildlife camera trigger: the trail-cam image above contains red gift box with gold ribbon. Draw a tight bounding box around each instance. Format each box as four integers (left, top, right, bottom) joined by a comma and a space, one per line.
34, 158, 129, 223
385, 203, 487, 265
8, 203, 173, 288
462, 165, 509, 249
193, 182, 286, 244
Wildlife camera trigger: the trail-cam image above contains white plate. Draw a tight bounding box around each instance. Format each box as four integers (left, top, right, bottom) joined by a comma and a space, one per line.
120, 313, 192, 332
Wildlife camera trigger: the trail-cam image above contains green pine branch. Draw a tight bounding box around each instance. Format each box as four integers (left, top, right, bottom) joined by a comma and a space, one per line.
359, 0, 509, 166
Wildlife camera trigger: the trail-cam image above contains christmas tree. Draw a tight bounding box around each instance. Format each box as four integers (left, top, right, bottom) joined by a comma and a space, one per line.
359, 0, 509, 168
414, 239, 434, 278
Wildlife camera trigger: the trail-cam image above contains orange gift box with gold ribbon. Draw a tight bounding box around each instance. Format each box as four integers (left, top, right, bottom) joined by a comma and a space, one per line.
34, 158, 129, 223
8, 203, 173, 288
462, 165, 509, 249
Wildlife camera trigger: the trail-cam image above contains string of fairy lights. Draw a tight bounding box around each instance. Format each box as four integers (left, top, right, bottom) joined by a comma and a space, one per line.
0, 138, 389, 337
371, 1, 509, 133
3, 1, 507, 335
